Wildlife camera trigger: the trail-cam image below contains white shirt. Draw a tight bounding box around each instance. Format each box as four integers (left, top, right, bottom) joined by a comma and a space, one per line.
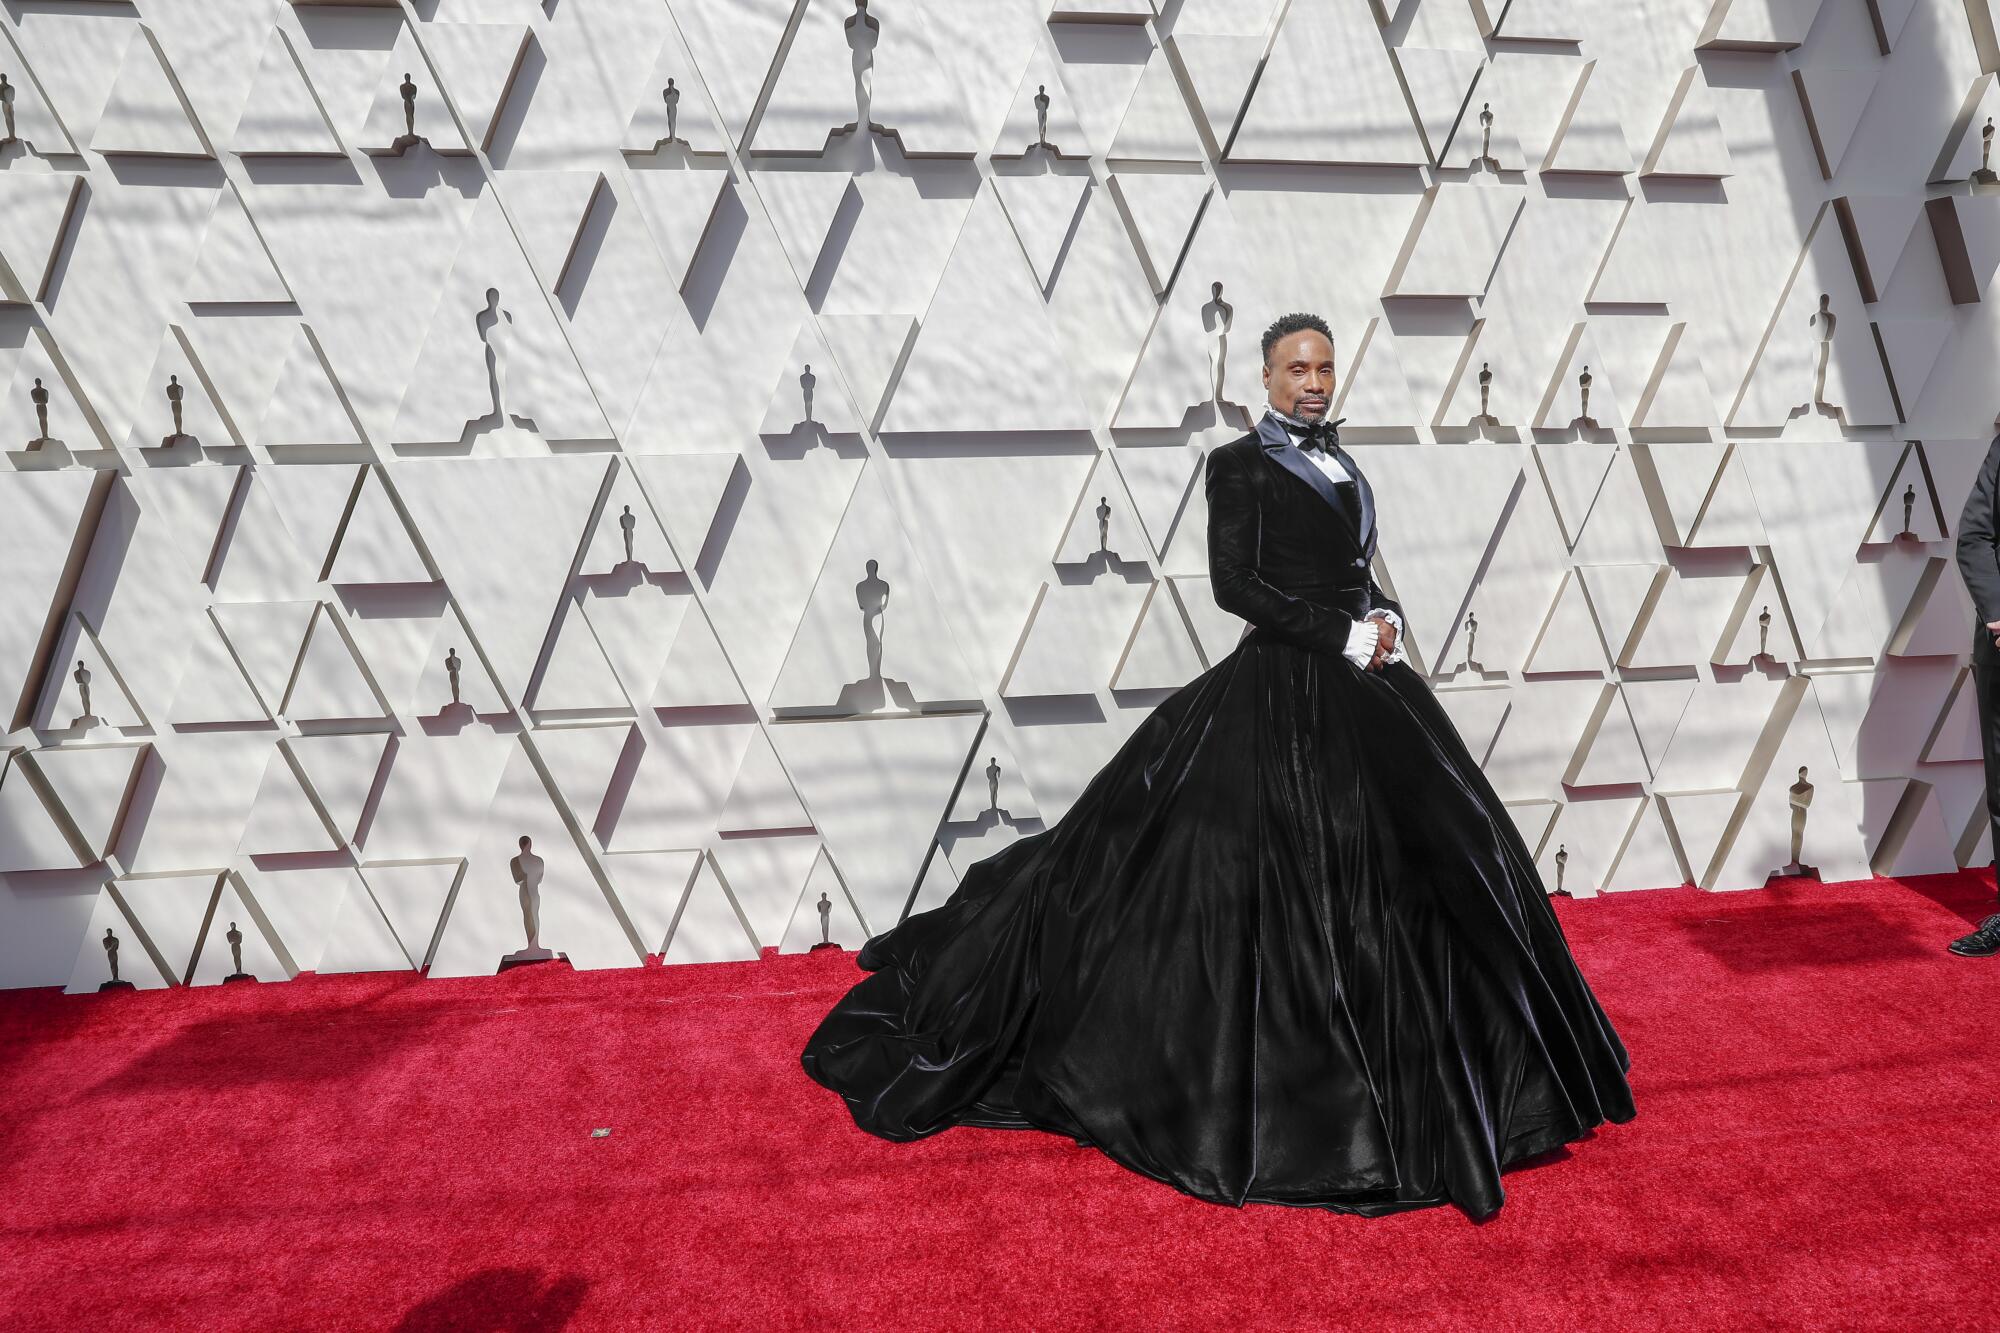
1280, 422, 1407, 670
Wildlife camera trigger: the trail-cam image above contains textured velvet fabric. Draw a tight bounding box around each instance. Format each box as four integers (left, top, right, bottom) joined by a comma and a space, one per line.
800, 428, 1636, 1220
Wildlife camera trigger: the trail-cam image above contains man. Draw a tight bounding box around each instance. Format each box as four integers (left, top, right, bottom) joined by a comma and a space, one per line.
1205, 311, 1407, 674
802, 310, 1633, 1220
1951, 432, 2000, 955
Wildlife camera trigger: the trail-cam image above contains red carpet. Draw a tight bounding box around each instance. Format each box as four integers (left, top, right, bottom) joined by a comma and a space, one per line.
4, 870, 1999, 1331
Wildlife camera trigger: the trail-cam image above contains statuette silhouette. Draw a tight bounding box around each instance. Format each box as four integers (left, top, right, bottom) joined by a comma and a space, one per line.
857, 558, 890, 680
1900, 482, 1915, 539
1571, 364, 1596, 431
1463, 610, 1482, 672
223, 920, 253, 982
99, 927, 134, 991
446, 647, 463, 705
1553, 843, 1569, 895
1802, 293, 1841, 421
474, 287, 536, 436
826, 556, 919, 715
810, 891, 838, 952
620, 504, 637, 564
72, 659, 92, 725
1202, 282, 1234, 413
1757, 605, 1771, 658
502, 835, 558, 969
0, 73, 16, 145
845, 0, 880, 131
1034, 84, 1051, 149
369, 65, 438, 156
1475, 101, 1498, 172
801, 364, 817, 423
1978, 116, 1998, 185
986, 755, 1001, 811
1471, 361, 1499, 429
663, 79, 681, 144
515, 838, 542, 947
30, 376, 50, 447
158, 373, 188, 447
1780, 765, 1816, 877
1096, 495, 1111, 551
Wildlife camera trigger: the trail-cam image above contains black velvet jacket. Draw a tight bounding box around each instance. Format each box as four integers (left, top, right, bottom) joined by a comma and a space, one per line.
1957, 433, 2000, 666
1203, 419, 1402, 659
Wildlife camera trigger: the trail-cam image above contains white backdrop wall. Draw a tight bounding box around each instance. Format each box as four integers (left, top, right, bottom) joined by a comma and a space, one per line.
2, 0, 1998, 992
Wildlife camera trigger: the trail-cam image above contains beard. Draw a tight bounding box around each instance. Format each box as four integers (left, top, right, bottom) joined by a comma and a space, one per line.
1282, 391, 1329, 421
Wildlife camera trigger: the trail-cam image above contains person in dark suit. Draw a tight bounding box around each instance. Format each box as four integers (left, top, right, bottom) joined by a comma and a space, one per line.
801, 312, 1634, 1219
1207, 319, 1408, 673
1951, 433, 2000, 955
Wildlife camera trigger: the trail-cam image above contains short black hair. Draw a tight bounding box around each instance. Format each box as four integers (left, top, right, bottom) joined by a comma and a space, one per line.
1261, 312, 1333, 366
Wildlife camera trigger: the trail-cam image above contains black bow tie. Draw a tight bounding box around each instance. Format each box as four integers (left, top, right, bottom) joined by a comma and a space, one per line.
1295, 417, 1343, 456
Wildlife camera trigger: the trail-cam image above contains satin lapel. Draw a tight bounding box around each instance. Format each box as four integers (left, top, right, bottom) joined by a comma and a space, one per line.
1266, 443, 1352, 521
1255, 414, 1366, 550
1345, 450, 1377, 558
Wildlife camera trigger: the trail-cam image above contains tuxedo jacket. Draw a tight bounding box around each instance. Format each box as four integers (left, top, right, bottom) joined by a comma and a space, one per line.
1203, 422, 1402, 659
1958, 433, 2000, 666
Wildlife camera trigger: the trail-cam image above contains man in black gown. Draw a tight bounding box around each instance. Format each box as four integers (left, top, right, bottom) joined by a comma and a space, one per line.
801, 313, 1635, 1220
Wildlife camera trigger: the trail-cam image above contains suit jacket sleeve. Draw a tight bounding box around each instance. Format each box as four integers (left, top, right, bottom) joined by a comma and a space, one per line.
1365, 572, 1402, 622
1958, 437, 2000, 628
1205, 445, 1357, 657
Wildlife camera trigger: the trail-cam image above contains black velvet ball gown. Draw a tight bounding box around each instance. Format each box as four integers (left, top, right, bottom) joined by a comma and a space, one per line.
800, 417, 1636, 1220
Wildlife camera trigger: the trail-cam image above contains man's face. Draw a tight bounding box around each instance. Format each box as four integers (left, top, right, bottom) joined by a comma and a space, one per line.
1263, 329, 1335, 420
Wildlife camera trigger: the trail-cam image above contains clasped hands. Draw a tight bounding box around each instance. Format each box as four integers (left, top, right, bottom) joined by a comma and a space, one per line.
1988, 618, 2000, 652
1361, 610, 1399, 671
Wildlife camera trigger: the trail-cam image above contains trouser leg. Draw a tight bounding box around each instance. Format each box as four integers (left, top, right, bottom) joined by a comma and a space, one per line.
1975, 662, 2000, 875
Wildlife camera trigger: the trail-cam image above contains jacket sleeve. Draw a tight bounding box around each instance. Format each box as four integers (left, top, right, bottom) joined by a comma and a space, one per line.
1365, 571, 1402, 622
1957, 437, 2000, 628
1205, 445, 1356, 656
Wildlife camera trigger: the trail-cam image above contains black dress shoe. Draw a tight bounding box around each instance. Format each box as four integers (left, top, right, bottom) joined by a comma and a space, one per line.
1949, 913, 2000, 957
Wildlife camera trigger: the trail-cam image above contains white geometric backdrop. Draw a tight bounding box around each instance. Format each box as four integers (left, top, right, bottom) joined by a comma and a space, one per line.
3, 0, 1999, 993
